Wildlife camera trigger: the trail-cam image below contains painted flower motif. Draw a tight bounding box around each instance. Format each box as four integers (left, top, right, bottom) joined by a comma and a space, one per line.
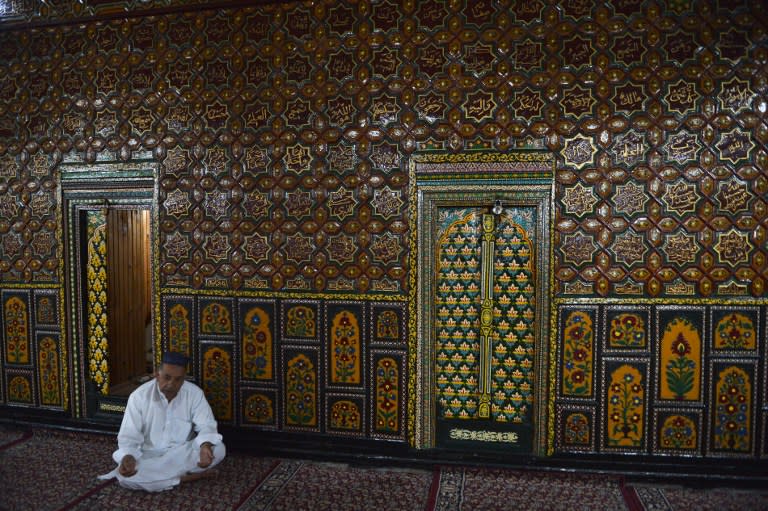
672, 334, 691, 356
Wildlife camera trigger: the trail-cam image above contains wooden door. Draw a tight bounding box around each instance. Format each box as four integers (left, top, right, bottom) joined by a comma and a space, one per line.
105, 209, 151, 387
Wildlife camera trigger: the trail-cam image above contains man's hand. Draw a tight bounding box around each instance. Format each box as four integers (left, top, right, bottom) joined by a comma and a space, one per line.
118, 455, 137, 477
198, 442, 214, 468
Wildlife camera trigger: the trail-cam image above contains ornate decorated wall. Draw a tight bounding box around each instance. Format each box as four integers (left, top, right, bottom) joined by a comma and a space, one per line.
0, 0, 766, 468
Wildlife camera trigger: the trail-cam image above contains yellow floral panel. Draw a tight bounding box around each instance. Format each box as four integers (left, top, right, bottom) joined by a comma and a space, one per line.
562, 311, 593, 397
168, 303, 191, 359
244, 393, 274, 425
9, 375, 32, 403
607, 364, 644, 448
38, 336, 61, 406
202, 347, 232, 421
659, 414, 697, 450
4, 296, 29, 364
714, 313, 756, 350
330, 311, 361, 384
660, 317, 701, 401
713, 366, 751, 453
242, 307, 273, 380
330, 400, 362, 431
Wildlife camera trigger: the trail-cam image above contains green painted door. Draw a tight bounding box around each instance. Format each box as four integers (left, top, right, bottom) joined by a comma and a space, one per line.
434, 206, 536, 452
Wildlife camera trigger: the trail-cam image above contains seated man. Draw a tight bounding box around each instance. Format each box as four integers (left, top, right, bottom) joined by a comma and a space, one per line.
99, 351, 226, 492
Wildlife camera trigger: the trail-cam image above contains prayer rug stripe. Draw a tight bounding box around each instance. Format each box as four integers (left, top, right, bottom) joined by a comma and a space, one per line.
56, 479, 116, 511
432, 465, 465, 511
237, 459, 304, 511
0, 427, 32, 452
423, 467, 442, 511
232, 459, 283, 511
621, 484, 654, 511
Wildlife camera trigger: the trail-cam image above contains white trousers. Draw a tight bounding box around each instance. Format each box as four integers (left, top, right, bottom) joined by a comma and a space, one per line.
99, 441, 226, 492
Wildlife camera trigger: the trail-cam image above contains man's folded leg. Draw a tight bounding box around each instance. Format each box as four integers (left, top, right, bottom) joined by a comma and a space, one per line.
115, 441, 225, 492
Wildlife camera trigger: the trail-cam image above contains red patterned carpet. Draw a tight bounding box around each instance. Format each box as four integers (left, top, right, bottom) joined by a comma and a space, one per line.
623, 483, 768, 511
1, 424, 766, 511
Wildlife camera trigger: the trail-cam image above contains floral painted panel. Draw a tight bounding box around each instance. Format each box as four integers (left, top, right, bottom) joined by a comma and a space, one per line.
434, 209, 482, 419
329, 310, 361, 385
375, 356, 399, 434
562, 310, 594, 398
242, 306, 273, 381
85, 211, 109, 394
285, 352, 317, 427
38, 335, 61, 406
712, 365, 752, 454
243, 391, 275, 426
659, 316, 701, 402
167, 303, 192, 361
607, 312, 646, 349
658, 413, 697, 451
202, 345, 232, 421
713, 312, 756, 351
490, 212, 535, 423
4, 296, 29, 365
606, 364, 644, 448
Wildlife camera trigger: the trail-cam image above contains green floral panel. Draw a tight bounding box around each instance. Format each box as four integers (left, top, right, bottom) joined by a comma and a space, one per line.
435, 210, 482, 419
490, 214, 535, 423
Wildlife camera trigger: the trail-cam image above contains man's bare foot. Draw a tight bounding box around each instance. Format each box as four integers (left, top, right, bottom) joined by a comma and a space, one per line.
180, 469, 218, 483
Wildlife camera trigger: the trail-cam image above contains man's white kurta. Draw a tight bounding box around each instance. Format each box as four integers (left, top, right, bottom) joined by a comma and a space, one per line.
99, 378, 225, 492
